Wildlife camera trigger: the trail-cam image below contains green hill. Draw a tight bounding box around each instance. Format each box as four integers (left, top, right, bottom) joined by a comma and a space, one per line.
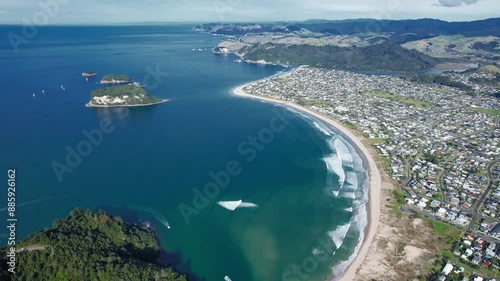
0, 208, 187, 281
243, 41, 440, 72
89, 85, 163, 107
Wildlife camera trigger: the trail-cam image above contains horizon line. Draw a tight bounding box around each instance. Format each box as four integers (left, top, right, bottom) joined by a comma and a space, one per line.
0, 16, 498, 26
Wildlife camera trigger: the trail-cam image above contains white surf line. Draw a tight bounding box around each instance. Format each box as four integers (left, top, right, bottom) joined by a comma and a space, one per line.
313, 121, 332, 137
328, 223, 351, 250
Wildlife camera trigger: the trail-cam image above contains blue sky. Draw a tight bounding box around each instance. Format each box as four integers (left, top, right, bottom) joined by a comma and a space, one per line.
0, 0, 497, 24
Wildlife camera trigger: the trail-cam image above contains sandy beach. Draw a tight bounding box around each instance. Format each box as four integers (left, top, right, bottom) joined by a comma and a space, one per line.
232, 76, 382, 281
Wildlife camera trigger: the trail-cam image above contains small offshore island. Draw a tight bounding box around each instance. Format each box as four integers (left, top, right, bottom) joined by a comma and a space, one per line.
0, 208, 187, 281
86, 74, 168, 107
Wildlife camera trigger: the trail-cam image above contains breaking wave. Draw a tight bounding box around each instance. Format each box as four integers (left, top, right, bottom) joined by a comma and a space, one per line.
328, 223, 351, 250
324, 154, 345, 191
313, 121, 332, 137
281, 107, 370, 281
330, 202, 368, 280
217, 200, 258, 211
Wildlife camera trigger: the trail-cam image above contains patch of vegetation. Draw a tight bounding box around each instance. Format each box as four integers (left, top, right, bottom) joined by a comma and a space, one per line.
478, 64, 500, 73
387, 189, 407, 218
243, 41, 440, 72
91, 85, 162, 105
406, 74, 472, 91
431, 220, 451, 234
471, 41, 500, 52
0, 208, 187, 281
364, 90, 434, 108
305, 99, 332, 108
470, 73, 500, 87
102, 74, 132, 82
466, 106, 500, 116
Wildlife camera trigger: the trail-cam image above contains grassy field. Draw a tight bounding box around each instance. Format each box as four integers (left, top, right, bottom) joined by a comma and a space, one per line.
431, 220, 452, 234
467, 107, 500, 116
306, 99, 333, 108
479, 64, 500, 73
365, 90, 434, 108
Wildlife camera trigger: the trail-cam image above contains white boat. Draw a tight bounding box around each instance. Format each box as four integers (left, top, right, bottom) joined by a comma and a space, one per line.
224, 276, 232, 281
42, 90, 45, 94
32, 93, 35, 97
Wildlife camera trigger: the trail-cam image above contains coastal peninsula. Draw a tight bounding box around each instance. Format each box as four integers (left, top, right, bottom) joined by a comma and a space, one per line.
86, 85, 168, 107
0, 208, 187, 281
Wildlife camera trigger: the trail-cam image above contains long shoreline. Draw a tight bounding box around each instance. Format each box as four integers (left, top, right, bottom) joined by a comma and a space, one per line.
85, 99, 170, 108
231, 70, 382, 281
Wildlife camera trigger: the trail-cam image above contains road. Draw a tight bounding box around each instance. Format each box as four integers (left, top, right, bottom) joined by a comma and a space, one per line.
401, 205, 500, 245
438, 169, 448, 204
467, 160, 499, 232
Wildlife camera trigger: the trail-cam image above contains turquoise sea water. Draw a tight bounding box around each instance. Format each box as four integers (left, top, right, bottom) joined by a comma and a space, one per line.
0, 25, 368, 281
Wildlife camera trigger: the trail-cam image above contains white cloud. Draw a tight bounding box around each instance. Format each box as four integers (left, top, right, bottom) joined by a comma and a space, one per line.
436, 0, 479, 7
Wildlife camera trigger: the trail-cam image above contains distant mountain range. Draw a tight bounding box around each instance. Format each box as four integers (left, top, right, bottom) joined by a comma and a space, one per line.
195, 18, 500, 43
197, 18, 500, 72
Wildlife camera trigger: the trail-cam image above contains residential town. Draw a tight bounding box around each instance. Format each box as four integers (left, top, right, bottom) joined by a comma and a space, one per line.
243, 66, 500, 280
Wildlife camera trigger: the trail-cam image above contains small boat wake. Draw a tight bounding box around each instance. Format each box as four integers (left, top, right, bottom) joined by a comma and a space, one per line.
128, 205, 171, 230
217, 200, 258, 211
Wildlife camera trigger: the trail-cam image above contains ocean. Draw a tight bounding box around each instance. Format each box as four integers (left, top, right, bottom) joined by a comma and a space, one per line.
0, 24, 368, 281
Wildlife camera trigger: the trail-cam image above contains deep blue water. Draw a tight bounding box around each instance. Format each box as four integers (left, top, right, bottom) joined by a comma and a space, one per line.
0, 25, 368, 281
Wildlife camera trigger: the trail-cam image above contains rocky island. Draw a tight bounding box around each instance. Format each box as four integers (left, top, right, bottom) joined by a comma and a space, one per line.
86, 85, 168, 107
0, 208, 187, 281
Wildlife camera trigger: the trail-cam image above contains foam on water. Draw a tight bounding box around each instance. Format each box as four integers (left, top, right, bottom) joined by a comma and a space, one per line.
313, 121, 332, 137
330, 203, 368, 281
285, 108, 370, 281
328, 223, 351, 250
323, 154, 345, 190
331, 138, 353, 167
312, 248, 323, 256
239, 202, 259, 208
345, 170, 358, 187
217, 200, 258, 211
